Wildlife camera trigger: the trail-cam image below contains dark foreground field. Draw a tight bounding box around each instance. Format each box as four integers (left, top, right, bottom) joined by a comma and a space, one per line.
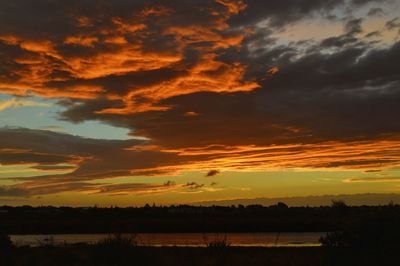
0, 246, 397, 266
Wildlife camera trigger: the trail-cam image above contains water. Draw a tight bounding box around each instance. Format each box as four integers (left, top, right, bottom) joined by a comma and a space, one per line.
10, 232, 324, 247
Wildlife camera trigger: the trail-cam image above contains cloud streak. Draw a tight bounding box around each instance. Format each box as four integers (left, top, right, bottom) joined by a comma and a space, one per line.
0, 97, 50, 111
345, 177, 400, 183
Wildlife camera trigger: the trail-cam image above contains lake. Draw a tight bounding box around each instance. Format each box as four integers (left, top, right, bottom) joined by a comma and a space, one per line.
10, 232, 324, 247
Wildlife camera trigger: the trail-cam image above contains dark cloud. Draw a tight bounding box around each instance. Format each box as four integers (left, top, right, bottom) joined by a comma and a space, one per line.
367, 7, 384, 16
0, 127, 142, 163
365, 30, 382, 38
0, 186, 29, 197
96, 181, 179, 195
206, 170, 220, 177
184, 182, 205, 190
305, 18, 365, 49
386, 17, 400, 30
344, 18, 364, 35
351, 0, 387, 6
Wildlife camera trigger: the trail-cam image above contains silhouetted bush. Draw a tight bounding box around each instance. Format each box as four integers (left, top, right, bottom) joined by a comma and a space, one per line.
92, 233, 139, 265
320, 210, 400, 248
276, 202, 289, 209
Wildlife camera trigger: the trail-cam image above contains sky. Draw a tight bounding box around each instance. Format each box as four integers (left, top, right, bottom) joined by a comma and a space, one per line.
0, 0, 400, 206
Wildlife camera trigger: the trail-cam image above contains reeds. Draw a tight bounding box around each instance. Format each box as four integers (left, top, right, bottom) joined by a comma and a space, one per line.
203, 233, 230, 249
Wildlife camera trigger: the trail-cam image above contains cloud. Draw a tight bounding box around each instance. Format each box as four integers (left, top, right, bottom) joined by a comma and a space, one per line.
0, 176, 211, 198
184, 182, 205, 190
38, 126, 67, 133
0, 127, 142, 166
0, 97, 50, 111
0, 186, 29, 197
96, 181, 181, 195
367, 7, 384, 16
206, 170, 220, 177
386, 17, 400, 30
344, 177, 400, 183
0, 181, 180, 197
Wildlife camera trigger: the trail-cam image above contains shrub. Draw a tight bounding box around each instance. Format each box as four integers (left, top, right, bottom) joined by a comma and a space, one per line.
92, 234, 138, 265
319, 232, 347, 247
320, 212, 400, 248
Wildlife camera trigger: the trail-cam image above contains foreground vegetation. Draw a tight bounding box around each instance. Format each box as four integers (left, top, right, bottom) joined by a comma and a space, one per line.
1, 244, 398, 266
1, 231, 400, 265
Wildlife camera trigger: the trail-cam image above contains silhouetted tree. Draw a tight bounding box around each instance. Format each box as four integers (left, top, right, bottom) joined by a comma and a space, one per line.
331, 200, 347, 209
276, 202, 289, 209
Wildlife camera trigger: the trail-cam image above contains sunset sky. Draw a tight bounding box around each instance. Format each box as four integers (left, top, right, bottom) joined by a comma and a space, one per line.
1, 0, 400, 206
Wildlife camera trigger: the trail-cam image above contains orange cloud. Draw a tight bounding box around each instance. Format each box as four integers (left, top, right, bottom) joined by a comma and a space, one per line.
0, 0, 258, 113
64, 36, 99, 47
141, 6, 173, 17
268, 66, 279, 75
184, 111, 200, 117
157, 138, 400, 172
215, 0, 247, 15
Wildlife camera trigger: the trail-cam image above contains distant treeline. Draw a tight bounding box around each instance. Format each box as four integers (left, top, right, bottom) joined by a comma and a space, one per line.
1, 202, 400, 234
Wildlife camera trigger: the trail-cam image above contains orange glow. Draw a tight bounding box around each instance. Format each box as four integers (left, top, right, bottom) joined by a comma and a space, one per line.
155, 138, 400, 173
184, 111, 200, 117
0, 35, 19, 45
141, 6, 173, 17
104, 36, 128, 45
268, 66, 279, 75
64, 36, 99, 47
215, 0, 247, 15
